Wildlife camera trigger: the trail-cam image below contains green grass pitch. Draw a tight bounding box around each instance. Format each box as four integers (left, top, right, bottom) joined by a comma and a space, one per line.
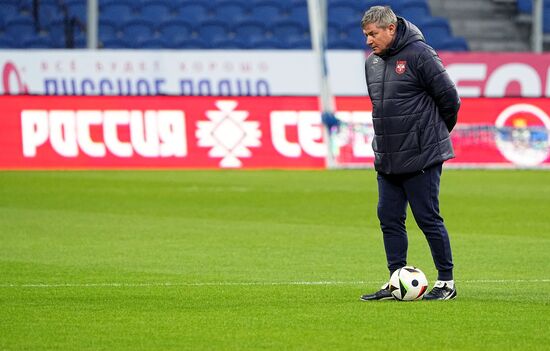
1, 169, 549, 350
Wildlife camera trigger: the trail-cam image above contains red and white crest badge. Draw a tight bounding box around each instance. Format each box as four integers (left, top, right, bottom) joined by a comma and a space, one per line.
395, 60, 407, 75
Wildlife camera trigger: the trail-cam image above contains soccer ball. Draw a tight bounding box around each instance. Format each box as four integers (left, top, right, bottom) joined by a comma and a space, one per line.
389, 266, 429, 301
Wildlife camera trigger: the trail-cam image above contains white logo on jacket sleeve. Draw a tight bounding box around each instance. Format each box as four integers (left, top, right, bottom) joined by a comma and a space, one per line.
196, 100, 261, 168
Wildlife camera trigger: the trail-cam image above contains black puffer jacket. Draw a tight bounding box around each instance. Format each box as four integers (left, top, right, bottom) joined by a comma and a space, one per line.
365, 17, 460, 175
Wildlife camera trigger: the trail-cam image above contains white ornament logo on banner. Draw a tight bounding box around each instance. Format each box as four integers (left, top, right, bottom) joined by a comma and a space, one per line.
196, 100, 262, 168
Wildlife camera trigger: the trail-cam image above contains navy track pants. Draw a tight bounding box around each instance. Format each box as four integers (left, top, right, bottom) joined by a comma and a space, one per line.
377, 163, 454, 281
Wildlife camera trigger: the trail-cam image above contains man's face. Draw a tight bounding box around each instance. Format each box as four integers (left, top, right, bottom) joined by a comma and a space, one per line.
362, 22, 396, 55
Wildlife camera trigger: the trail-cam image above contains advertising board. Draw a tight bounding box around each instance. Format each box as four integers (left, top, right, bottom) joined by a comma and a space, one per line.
0, 96, 548, 169
2, 51, 549, 97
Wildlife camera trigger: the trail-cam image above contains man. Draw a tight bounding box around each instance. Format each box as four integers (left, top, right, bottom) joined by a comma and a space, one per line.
359, 6, 460, 301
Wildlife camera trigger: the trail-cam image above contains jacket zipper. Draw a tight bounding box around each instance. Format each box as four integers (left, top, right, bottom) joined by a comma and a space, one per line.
380, 61, 391, 173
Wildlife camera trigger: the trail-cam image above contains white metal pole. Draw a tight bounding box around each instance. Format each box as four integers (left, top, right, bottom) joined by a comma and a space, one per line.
87, 0, 98, 49
532, 0, 543, 52
307, 0, 336, 168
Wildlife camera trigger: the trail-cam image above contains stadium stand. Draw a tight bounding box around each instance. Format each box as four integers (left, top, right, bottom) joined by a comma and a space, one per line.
177, 2, 210, 25
48, 18, 72, 47
36, 0, 63, 29
250, 1, 285, 26
233, 19, 266, 43
216, 1, 248, 23
100, 1, 134, 22
64, 0, 86, 22
122, 18, 156, 45
140, 1, 172, 23
428, 0, 549, 51
288, 2, 308, 23
516, 0, 550, 46
4, 16, 36, 43
22, 35, 53, 48
0, 0, 472, 50
198, 19, 228, 43
1, 1, 18, 19
158, 18, 193, 46
0, 36, 15, 47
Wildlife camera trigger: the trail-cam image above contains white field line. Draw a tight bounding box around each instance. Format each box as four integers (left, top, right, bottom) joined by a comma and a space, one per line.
0, 279, 549, 288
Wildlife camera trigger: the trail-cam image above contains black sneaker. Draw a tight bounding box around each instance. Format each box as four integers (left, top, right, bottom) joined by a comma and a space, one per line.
360, 283, 394, 301
423, 281, 457, 300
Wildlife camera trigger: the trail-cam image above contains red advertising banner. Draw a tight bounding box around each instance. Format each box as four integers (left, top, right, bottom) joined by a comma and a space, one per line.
0, 96, 548, 169
448, 98, 550, 168
0, 96, 325, 169
439, 53, 550, 98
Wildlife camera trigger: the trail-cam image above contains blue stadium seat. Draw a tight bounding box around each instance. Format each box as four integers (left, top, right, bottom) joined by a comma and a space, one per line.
46, 19, 66, 46
417, 17, 453, 48
198, 19, 227, 42
327, 20, 344, 43
249, 37, 287, 49
214, 1, 248, 22
141, 0, 174, 7
279, 32, 310, 49
99, 18, 119, 40
45, 18, 84, 48
233, 19, 266, 41
137, 37, 170, 48
329, 0, 361, 9
328, 2, 358, 23
517, 0, 550, 16
344, 22, 366, 48
177, 3, 211, 25
5, 16, 36, 41
100, 0, 135, 22
271, 19, 306, 38
0, 2, 20, 20
212, 37, 248, 49
176, 38, 211, 49
288, 0, 307, 5
140, 1, 172, 22
329, 37, 358, 49
23, 35, 54, 48
0, 36, 15, 48
544, 8, 550, 32
418, 16, 451, 32
433, 37, 469, 51
288, 3, 308, 23
517, 0, 532, 14
101, 37, 129, 48
64, 0, 87, 23
15, 0, 34, 12
287, 36, 311, 49
250, 1, 285, 23
37, 2, 63, 29
72, 20, 86, 44
328, 19, 364, 48
158, 19, 192, 45
0, 0, 473, 51
360, 0, 398, 12
122, 18, 155, 43
74, 32, 86, 48
397, 0, 432, 24
340, 16, 362, 30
